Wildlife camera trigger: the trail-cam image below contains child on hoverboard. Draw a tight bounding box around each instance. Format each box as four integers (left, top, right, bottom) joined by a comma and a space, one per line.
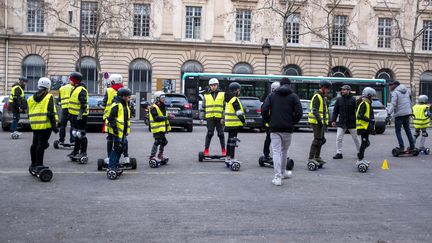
412, 95, 431, 154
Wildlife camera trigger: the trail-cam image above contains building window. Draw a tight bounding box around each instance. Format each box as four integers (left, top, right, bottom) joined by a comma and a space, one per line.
68, 11, 73, 24
27, 0, 44, 33
286, 13, 300, 44
77, 57, 97, 94
133, 4, 150, 37
181, 60, 204, 80
81, 2, 97, 35
420, 71, 432, 97
375, 68, 394, 83
282, 64, 302, 76
378, 18, 392, 48
331, 66, 351, 77
22, 55, 46, 91
332, 15, 347, 46
129, 59, 152, 94
233, 62, 253, 74
185, 6, 202, 39
236, 9, 251, 41
422, 20, 432, 51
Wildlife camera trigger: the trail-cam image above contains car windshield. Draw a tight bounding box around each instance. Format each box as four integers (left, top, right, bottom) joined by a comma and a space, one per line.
88, 96, 103, 107
240, 98, 261, 107
165, 96, 187, 104
372, 99, 385, 109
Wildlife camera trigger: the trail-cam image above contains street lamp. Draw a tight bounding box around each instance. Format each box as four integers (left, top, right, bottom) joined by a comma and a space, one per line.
261, 38, 271, 75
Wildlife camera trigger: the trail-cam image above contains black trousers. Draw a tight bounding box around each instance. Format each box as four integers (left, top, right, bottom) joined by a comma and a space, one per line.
151, 132, 168, 157
107, 134, 128, 157
71, 115, 88, 153
263, 129, 271, 157
30, 129, 52, 166
226, 130, 239, 159
205, 118, 225, 149
358, 133, 370, 160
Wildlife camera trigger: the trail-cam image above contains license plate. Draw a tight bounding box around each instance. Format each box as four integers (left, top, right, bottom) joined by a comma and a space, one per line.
167, 109, 179, 114
246, 119, 254, 123
91, 109, 103, 113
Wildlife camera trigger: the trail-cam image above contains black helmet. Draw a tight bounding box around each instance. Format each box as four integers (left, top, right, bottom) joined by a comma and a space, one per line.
69, 72, 83, 84
117, 88, 132, 97
229, 82, 241, 91
319, 80, 332, 88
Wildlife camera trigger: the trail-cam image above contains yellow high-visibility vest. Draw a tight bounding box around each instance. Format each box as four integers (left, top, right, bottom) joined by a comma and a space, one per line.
224, 96, 245, 127
204, 92, 225, 119
308, 93, 328, 125
103, 87, 118, 120
356, 100, 371, 130
28, 93, 58, 130
59, 84, 74, 109
104, 101, 131, 138
413, 104, 430, 129
68, 86, 89, 116
149, 104, 171, 133
9, 85, 24, 104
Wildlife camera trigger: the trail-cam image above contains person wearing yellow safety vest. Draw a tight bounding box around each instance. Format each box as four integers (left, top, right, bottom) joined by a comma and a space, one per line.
27, 77, 59, 172
105, 88, 132, 178
149, 91, 174, 162
412, 95, 431, 152
9, 76, 28, 137
58, 80, 75, 144
202, 78, 226, 156
355, 87, 376, 166
307, 80, 331, 168
67, 72, 89, 160
224, 82, 245, 166
102, 74, 124, 159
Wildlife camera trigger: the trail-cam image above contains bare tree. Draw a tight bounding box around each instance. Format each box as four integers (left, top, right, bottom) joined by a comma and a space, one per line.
380, 0, 432, 100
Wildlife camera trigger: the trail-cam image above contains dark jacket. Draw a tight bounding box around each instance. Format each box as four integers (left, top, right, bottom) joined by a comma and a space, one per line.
331, 94, 357, 129
10, 82, 26, 113
261, 84, 303, 133
224, 92, 245, 131
357, 97, 375, 134
72, 83, 88, 116
107, 96, 129, 138
33, 89, 57, 129
150, 102, 167, 122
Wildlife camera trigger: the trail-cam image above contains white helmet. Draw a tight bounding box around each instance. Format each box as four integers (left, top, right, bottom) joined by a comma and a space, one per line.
153, 91, 165, 102
37, 77, 51, 90
271, 81, 280, 92
418, 95, 429, 104
109, 74, 123, 85
362, 87, 376, 98
209, 78, 219, 85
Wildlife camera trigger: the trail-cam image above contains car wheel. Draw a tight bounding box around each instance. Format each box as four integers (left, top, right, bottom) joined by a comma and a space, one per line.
186, 124, 193, 132
375, 126, 385, 134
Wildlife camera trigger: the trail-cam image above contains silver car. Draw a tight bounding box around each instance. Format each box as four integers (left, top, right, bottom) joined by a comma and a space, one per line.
294, 99, 311, 130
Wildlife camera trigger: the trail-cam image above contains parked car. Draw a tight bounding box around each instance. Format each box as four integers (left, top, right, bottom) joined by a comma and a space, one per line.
164, 93, 193, 132
294, 99, 311, 130
0, 95, 8, 121
1, 92, 34, 131
239, 97, 264, 131
328, 97, 387, 134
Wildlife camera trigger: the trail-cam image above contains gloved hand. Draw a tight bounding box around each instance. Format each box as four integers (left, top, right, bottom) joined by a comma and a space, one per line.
77, 113, 83, 120
52, 126, 59, 134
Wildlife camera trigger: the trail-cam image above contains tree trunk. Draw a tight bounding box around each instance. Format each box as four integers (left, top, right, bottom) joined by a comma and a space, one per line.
94, 42, 102, 94
281, 18, 288, 68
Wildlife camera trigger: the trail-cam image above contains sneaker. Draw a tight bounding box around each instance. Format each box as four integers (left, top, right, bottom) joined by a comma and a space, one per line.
282, 170, 292, 179
15, 131, 22, 136
204, 148, 210, 156
221, 148, 226, 156
74, 152, 87, 159
123, 157, 130, 163
104, 157, 109, 164
333, 153, 343, 159
67, 151, 79, 158
272, 177, 282, 186
315, 157, 327, 164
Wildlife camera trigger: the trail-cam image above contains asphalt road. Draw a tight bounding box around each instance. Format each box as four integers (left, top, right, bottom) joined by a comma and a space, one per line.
0, 124, 431, 242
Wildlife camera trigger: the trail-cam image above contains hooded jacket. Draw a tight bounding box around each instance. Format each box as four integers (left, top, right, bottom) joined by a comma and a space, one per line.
388, 84, 413, 118
261, 84, 303, 133
331, 93, 357, 129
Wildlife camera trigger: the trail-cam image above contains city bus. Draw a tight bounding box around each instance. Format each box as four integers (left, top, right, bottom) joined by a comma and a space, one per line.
182, 73, 388, 116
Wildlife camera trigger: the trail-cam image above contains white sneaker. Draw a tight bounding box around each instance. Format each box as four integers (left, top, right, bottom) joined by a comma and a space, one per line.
272, 177, 282, 186
282, 170, 292, 179
123, 157, 130, 163
104, 157, 109, 164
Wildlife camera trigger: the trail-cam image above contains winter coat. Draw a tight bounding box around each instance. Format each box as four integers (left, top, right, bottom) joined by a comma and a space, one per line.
261, 84, 303, 133
331, 94, 357, 129
388, 84, 413, 118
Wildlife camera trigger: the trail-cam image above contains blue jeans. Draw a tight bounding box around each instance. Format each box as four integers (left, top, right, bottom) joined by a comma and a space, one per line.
11, 112, 20, 132
394, 115, 415, 149
108, 137, 128, 169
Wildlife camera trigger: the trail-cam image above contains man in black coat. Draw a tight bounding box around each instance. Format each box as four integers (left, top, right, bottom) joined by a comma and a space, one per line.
261, 78, 303, 186
331, 85, 360, 159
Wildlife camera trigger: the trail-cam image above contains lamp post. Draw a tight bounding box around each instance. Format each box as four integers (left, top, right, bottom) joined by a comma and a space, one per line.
261, 38, 271, 75
78, 0, 83, 72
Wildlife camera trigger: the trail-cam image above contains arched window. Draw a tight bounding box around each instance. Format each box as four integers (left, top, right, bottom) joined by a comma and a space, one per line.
233, 62, 253, 74
129, 59, 152, 94
282, 64, 302, 76
420, 71, 432, 98
77, 56, 97, 94
21, 54, 45, 91
375, 68, 394, 83
331, 66, 352, 77
181, 60, 203, 80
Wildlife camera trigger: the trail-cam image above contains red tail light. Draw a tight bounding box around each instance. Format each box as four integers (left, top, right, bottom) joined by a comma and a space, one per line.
256, 108, 261, 114
184, 103, 192, 110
